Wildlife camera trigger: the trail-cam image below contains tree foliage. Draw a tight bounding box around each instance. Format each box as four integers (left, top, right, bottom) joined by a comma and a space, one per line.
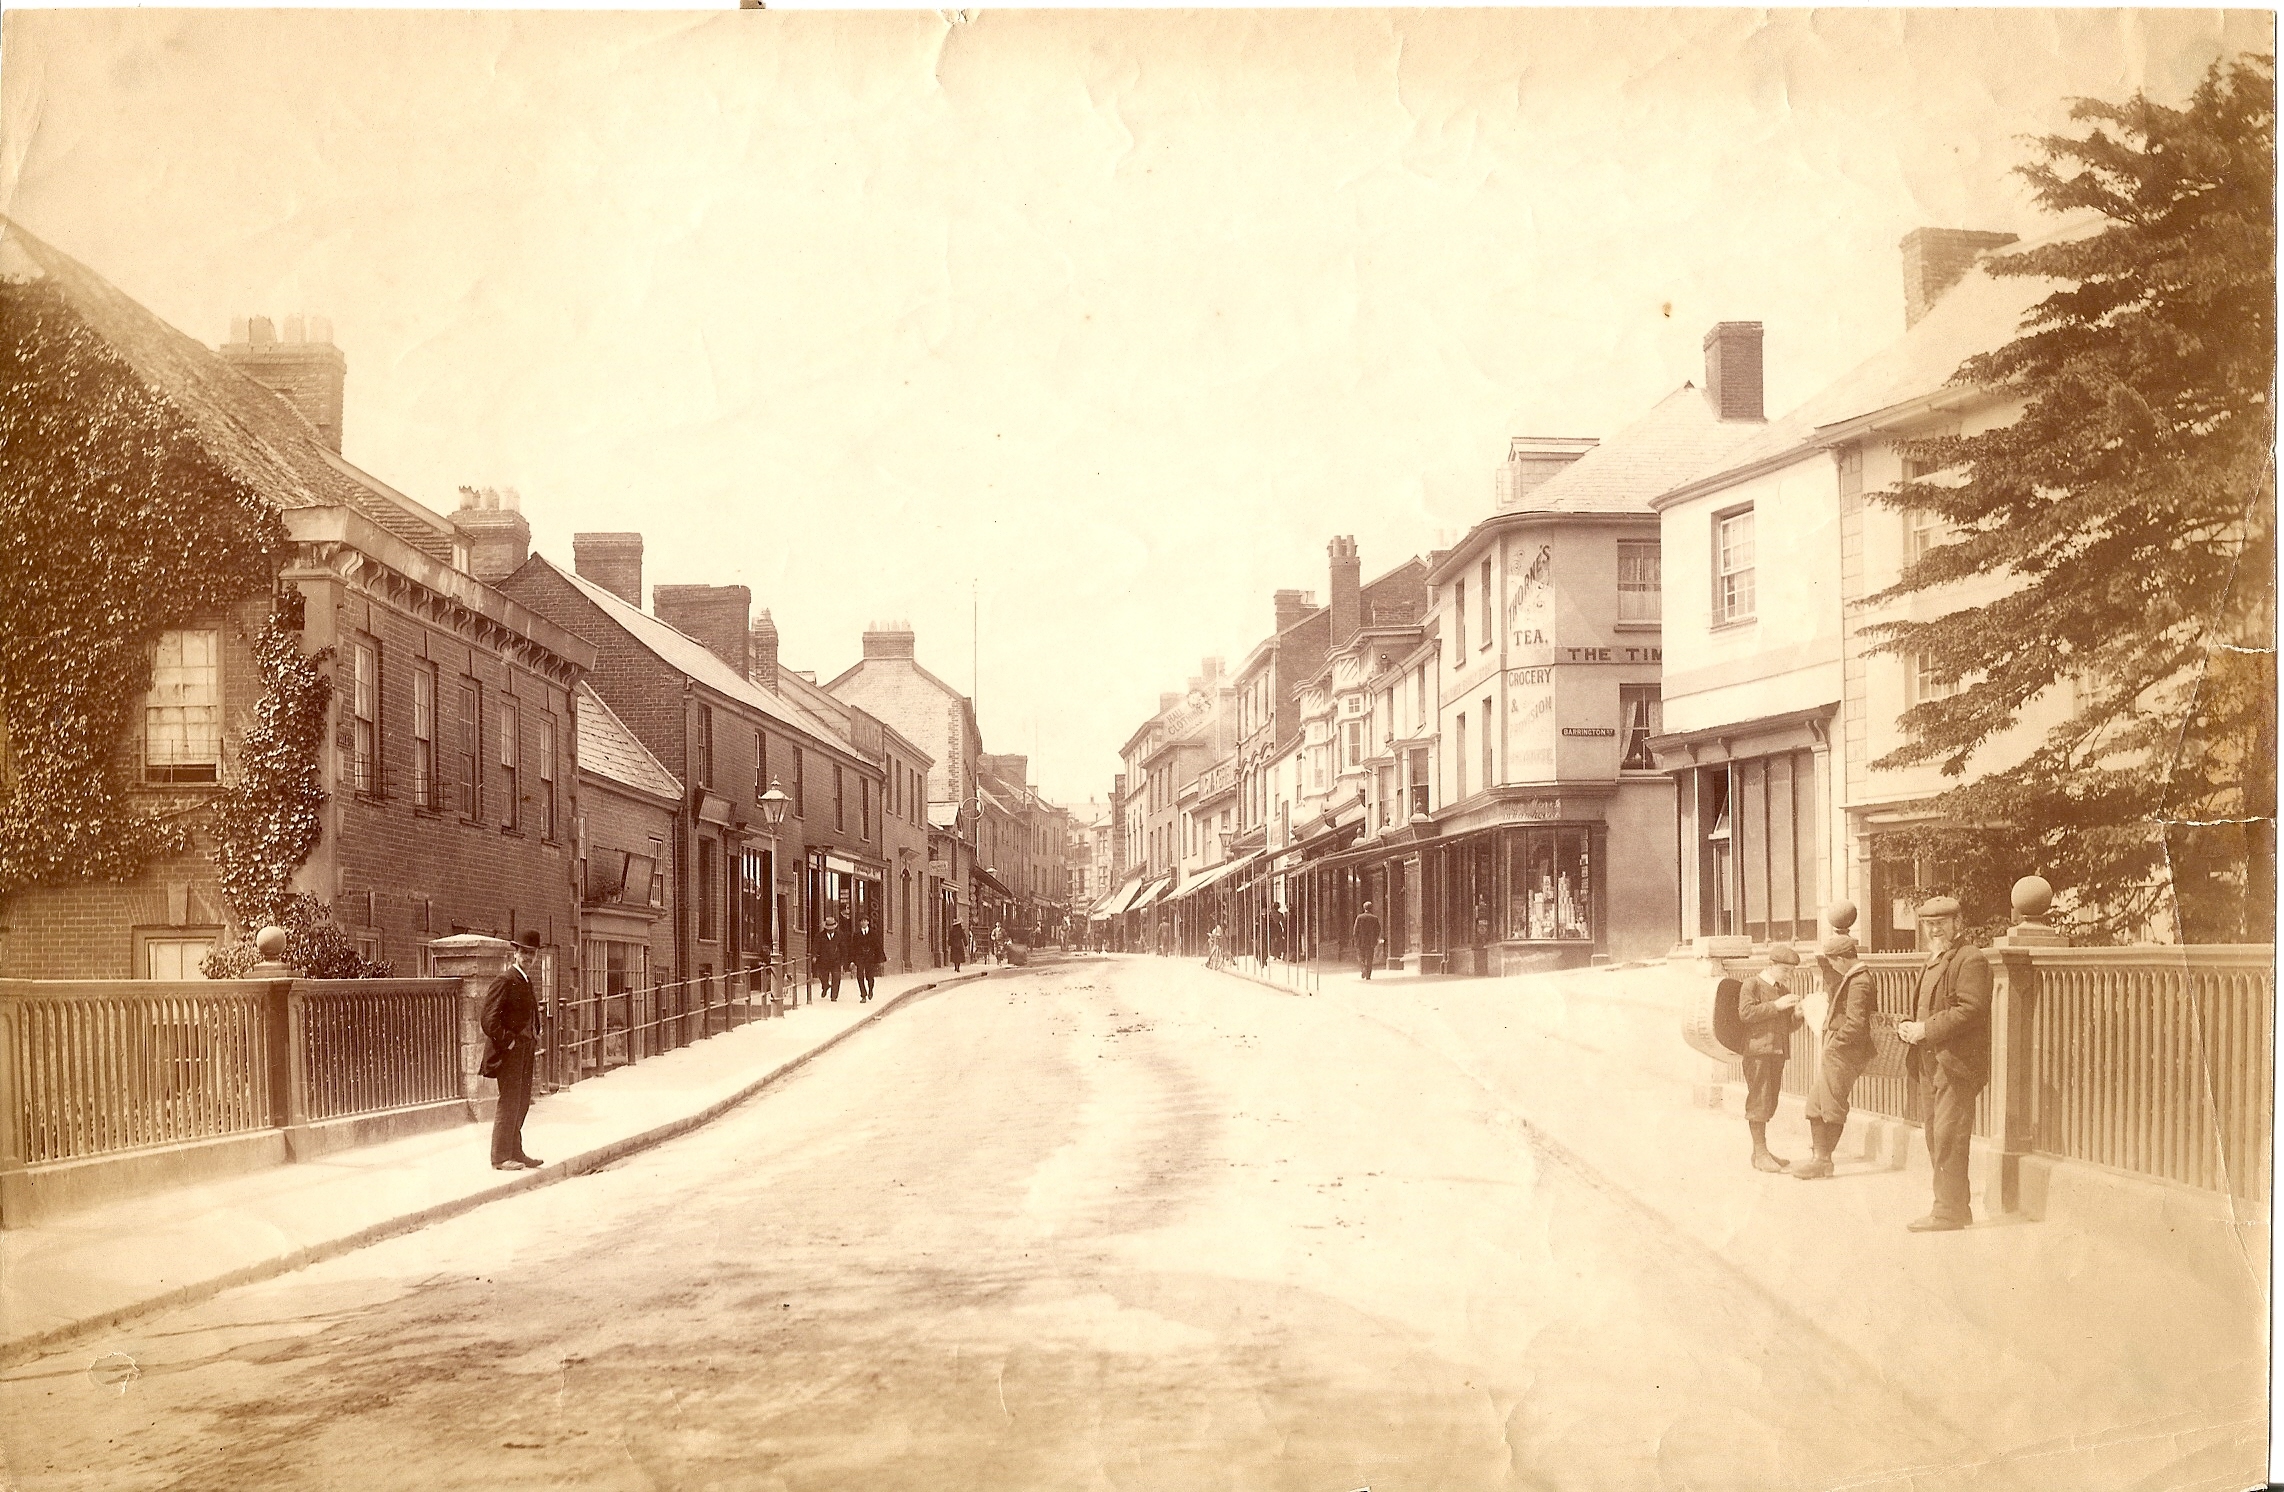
1862, 55, 2275, 942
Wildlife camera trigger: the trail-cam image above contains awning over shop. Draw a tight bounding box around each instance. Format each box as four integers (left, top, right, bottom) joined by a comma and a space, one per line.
1175, 853, 1260, 898
1092, 875, 1148, 918
973, 863, 1014, 899
1129, 876, 1174, 911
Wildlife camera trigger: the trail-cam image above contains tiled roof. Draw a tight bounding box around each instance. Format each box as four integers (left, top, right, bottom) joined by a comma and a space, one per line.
575, 683, 682, 802
538, 556, 867, 765
1513, 383, 1765, 517
0, 217, 459, 561
1660, 227, 2081, 498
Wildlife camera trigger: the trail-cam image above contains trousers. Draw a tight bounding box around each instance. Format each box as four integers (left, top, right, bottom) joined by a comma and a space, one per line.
1919, 1068, 1983, 1223
1805, 1050, 1868, 1127
1742, 1054, 1786, 1123
490, 1045, 534, 1165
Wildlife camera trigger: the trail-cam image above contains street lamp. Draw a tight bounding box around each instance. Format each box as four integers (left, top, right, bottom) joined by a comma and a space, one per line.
757, 777, 791, 1009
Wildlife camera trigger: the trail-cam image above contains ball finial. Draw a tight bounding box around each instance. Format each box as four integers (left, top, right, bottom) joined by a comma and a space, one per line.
255, 925, 289, 960
2011, 876, 2054, 922
1826, 899, 1858, 934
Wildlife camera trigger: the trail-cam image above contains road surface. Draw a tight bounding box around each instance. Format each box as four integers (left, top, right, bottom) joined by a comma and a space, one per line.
3, 958, 2029, 1490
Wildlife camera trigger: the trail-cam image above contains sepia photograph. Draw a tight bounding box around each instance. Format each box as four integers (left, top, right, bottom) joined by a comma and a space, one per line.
0, 6, 2274, 1489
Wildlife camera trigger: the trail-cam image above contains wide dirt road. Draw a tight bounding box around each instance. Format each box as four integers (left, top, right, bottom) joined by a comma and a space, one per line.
3, 959, 2022, 1491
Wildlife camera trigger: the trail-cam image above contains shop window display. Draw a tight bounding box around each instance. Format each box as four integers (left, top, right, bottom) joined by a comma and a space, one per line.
1504, 827, 1594, 942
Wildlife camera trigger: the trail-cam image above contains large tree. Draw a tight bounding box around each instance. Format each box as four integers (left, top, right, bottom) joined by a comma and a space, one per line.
1864, 54, 2275, 943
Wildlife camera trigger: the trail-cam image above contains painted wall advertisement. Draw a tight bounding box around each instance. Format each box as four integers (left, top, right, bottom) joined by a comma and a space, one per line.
1506, 666, 1556, 776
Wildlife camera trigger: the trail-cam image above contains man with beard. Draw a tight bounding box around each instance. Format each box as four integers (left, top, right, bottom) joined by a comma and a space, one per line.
1897, 897, 1991, 1231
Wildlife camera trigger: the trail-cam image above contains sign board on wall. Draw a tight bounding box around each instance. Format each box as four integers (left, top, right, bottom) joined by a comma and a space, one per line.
1506, 666, 1556, 773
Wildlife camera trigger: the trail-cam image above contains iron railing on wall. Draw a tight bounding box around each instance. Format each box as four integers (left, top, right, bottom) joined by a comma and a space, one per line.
296, 980, 464, 1123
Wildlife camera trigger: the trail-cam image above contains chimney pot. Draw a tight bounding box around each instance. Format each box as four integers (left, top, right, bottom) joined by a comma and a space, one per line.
749, 610, 781, 692
862, 623, 917, 661
573, 532, 644, 608
450, 485, 531, 584
1328, 535, 1363, 648
1702, 322, 1765, 422
1900, 227, 2020, 328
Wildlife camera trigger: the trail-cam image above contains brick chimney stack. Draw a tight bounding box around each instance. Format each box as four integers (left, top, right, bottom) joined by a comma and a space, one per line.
653, 584, 752, 677
222, 313, 346, 453
573, 533, 643, 607
862, 621, 917, 661
1328, 535, 1362, 648
1901, 228, 2020, 328
1702, 323, 1765, 422
449, 486, 530, 583
1272, 588, 1317, 634
747, 611, 781, 693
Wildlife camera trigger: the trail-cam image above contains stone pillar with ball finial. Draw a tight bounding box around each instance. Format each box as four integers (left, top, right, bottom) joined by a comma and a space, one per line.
1982, 875, 2057, 1216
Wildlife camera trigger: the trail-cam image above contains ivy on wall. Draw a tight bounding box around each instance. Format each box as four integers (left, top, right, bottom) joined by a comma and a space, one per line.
202, 607, 391, 979
0, 278, 282, 895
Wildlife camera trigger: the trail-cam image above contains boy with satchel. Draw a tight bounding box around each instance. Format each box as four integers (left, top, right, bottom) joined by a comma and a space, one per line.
1735, 944, 1805, 1172
1795, 933, 1877, 1180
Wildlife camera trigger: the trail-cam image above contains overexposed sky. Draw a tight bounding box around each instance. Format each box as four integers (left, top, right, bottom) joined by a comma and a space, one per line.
0, 9, 2265, 802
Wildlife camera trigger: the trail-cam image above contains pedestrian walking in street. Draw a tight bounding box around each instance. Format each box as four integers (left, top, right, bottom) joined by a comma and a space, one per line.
992, 922, 1010, 966
1795, 933, 1877, 1180
479, 931, 545, 1172
818, 914, 845, 1001
1472, 897, 1493, 976
947, 918, 969, 972
1735, 944, 1804, 1172
853, 915, 883, 1002
1206, 921, 1226, 970
1897, 897, 1991, 1231
1269, 904, 1288, 963
1352, 901, 1382, 980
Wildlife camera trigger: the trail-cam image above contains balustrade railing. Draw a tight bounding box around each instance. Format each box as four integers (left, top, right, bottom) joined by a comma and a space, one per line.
2027, 947, 2270, 1202
297, 980, 464, 1122
1, 981, 276, 1167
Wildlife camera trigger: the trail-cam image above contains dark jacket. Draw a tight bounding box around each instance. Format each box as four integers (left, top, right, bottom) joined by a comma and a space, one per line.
947, 924, 970, 958
815, 925, 844, 972
1352, 912, 1382, 953
1733, 972, 1802, 1058
479, 965, 538, 1057
1822, 965, 1878, 1063
1906, 943, 1993, 1085
853, 922, 884, 971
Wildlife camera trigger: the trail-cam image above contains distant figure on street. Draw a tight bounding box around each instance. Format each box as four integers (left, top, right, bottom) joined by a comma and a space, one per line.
853, 916, 883, 1002
1352, 902, 1382, 980
992, 922, 1010, 965
1472, 898, 1493, 975
1796, 933, 1877, 1180
1268, 905, 1288, 963
1897, 897, 1991, 1231
1206, 921, 1226, 970
1735, 944, 1805, 1172
818, 915, 845, 1001
947, 919, 970, 973
479, 931, 545, 1172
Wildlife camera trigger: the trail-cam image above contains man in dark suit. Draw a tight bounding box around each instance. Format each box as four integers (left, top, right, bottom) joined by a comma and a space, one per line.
1352, 902, 1382, 980
480, 931, 544, 1172
1734, 943, 1804, 1172
852, 916, 883, 1002
1897, 897, 1991, 1231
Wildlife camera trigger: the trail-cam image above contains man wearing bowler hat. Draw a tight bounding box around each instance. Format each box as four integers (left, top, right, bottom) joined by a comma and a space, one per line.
1734, 943, 1805, 1171
480, 931, 545, 1171
1897, 896, 1990, 1230
1794, 933, 1877, 1180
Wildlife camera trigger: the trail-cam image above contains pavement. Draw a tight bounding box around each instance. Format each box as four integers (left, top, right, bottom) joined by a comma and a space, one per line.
0, 958, 1029, 1369
1217, 954, 2271, 1491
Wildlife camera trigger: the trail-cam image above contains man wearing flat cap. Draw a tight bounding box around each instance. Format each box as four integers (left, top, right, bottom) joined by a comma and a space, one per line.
1795, 934, 1877, 1180
1734, 943, 1805, 1172
480, 931, 546, 1172
1897, 896, 1990, 1230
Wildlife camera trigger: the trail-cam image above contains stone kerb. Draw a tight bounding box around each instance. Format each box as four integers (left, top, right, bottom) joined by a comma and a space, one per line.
428, 933, 515, 1118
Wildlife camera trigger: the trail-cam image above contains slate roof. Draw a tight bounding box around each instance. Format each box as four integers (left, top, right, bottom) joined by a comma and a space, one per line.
575, 683, 683, 803
1512, 383, 1765, 517
0, 217, 460, 561
1657, 226, 2083, 502
535, 555, 872, 768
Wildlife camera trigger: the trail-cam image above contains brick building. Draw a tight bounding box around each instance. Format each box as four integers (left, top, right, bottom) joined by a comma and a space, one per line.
0, 223, 592, 987
498, 543, 896, 1004
572, 682, 679, 1068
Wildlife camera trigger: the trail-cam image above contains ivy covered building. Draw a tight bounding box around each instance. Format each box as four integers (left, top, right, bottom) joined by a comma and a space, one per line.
0, 220, 595, 984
